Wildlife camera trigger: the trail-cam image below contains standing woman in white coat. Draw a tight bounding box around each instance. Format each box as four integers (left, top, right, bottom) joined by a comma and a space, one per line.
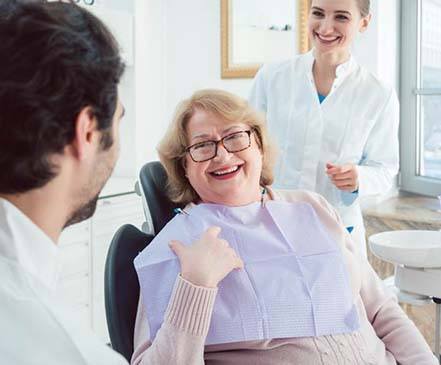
249, 0, 399, 256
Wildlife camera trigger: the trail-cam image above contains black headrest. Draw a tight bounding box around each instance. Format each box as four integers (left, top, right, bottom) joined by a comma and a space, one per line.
139, 161, 183, 234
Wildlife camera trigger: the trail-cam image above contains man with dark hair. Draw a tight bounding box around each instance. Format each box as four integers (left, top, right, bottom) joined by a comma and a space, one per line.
0, 1, 128, 363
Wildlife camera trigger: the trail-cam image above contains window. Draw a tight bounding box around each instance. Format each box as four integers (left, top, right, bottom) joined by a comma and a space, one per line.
401, 0, 441, 196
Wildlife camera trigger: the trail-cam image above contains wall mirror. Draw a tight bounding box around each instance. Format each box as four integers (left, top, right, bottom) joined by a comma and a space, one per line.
221, 0, 311, 79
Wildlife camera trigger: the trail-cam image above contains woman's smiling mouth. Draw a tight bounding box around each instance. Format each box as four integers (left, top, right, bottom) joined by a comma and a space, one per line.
209, 165, 243, 180
314, 32, 341, 44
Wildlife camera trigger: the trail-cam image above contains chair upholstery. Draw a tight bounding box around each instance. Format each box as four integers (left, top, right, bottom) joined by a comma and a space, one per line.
139, 161, 183, 234
105, 161, 181, 360
104, 224, 154, 362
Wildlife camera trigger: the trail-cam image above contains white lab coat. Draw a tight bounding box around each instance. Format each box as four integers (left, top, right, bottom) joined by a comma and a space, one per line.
249, 51, 399, 256
0, 198, 128, 365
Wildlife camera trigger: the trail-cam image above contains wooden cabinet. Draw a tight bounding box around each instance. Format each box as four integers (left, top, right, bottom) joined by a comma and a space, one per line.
55, 192, 145, 342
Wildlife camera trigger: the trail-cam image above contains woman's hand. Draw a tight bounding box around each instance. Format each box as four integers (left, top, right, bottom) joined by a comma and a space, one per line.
326, 163, 359, 192
169, 226, 244, 288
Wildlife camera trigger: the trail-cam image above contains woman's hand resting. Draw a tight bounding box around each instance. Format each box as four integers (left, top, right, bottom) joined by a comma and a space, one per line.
169, 226, 244, 288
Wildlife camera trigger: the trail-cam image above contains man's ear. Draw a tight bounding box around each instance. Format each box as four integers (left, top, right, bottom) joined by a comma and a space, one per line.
71, 106, 98, 161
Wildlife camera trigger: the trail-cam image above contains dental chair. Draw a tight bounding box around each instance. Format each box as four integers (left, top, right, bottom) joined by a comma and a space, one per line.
105, 161, 179, 360
136, 161, 183, 234
104, 224, 154, 361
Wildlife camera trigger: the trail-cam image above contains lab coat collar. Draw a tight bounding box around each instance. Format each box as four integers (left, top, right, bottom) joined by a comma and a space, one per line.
0, 198, 60, 292
335, 54, 357, 79
303, 49, 357, 80
302, 50, 315, 72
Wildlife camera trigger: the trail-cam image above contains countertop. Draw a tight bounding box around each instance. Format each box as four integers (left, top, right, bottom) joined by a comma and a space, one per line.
361, 191, 441, 226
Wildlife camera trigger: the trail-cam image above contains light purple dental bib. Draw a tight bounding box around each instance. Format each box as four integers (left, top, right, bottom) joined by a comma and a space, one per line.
134, 201, 359, 345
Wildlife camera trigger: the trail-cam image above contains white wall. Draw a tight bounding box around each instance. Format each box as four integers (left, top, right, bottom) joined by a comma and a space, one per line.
162, 1, 253, 122
134, 0, 167, 168
135, 0, 247, 166
135, 0, 254, 166
352, 0, 400, 91
135, 0, 401, 166
377, 0, 401, 92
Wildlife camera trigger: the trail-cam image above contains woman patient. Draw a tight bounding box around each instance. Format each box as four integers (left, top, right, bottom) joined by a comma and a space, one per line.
132, 90, 436, 364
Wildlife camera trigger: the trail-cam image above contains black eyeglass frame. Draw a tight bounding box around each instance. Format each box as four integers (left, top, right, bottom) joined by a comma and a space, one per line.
185, 129, 254, 163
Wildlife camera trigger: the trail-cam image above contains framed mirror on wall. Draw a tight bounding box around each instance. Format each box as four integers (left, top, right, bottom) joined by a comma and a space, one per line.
221, 0, 311, 79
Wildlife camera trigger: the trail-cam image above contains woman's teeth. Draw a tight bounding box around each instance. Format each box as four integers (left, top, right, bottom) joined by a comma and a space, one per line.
212, 166, 239, 176
317, 34, 339, 42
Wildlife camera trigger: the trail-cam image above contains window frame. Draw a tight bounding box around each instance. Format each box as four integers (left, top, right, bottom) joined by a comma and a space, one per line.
400, 0, 441, 197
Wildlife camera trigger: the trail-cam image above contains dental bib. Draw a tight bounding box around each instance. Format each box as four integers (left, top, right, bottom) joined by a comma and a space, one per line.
134, 201, 359, 345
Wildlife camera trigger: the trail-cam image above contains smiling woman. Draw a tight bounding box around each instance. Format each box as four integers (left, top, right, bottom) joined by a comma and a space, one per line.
157, 89, 276, 206
130, 89, 436, 365
249, 0, 400, 258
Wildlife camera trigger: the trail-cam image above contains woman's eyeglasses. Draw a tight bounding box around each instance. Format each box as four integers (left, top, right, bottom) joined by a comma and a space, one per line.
186, 130, 254, 163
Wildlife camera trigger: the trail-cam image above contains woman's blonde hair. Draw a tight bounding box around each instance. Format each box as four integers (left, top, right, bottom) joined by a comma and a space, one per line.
157, 89, 277, 205
356, 0, 370, 17
310, 0, 370, 17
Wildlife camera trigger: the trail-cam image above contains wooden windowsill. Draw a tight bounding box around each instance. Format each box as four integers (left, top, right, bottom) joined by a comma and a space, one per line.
361, 191, 441, 226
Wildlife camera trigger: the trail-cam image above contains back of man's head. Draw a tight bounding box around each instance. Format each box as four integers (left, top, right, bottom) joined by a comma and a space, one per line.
0, 0, 125, 194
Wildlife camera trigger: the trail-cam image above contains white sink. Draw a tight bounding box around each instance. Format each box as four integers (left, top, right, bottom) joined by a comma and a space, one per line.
369, 230, 441, 268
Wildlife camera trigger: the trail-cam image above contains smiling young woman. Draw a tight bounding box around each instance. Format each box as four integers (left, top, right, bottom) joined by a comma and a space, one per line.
249, 0, 399, 257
